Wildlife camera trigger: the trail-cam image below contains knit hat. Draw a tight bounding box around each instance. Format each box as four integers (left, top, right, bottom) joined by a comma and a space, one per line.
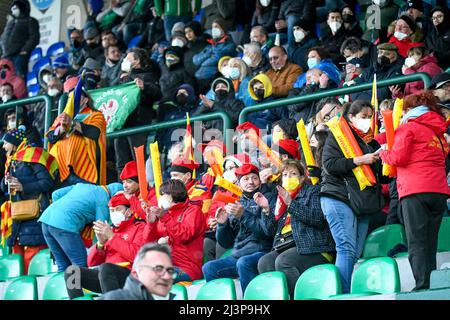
52, 55, 70, 69
236, 121, 260, 137
120, 161, 139, 182
170, 157, 200, 174
292, 17, 313, 33
82, 57, 102, 71
3, 125, 26, 146
406, 0, 423, 12
171, 22, 185, 35
235, 163, 259, 179
398, 14, 416, 33
84, 27, 99, 40
377, 42, 398, 51
108, 192, 130, 208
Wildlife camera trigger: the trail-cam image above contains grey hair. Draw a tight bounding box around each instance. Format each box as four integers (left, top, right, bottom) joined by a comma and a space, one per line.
244, 42, 262, 56
132, 243, 172, 270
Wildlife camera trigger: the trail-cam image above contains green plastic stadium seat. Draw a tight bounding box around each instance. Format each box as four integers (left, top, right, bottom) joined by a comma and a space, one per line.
28, 249, 58, 276
73, 294, 96, 300
196, 278, 237, 300
220, 249, 233, 259
438, 217, 450, 252
0, 245, 10, 257
171, 284, 188, 300
244, 271, 289, 300
0, 254, 24, 281
294, 264, 342, 300
3, 276, 38, 300
42, 272, 69, 300
362, 224, 407, 259
192, 279, 207, 285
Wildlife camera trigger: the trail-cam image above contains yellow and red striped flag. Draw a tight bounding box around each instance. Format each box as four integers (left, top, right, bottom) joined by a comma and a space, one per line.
1, 200, 12, 247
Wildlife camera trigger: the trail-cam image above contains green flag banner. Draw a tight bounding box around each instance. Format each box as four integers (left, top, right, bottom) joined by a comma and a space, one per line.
89, 82, 141, 133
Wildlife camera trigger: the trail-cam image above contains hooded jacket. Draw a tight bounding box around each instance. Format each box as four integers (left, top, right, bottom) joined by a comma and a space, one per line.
403, 54, 442, 96
184, 36, 208, 78
0, 0, 40, 57
264, 61, 302, 98
0, 59, 27, 98
425, 9, 450, 70
380, 111, 450, 199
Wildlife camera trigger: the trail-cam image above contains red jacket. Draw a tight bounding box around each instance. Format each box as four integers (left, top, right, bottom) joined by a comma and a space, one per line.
87, 217, 147, 269
403, 55, 442, 96
380, 111, 450, 199
0, 58, 26, 98
144, 200, 206, 280
128, 189, 159, 220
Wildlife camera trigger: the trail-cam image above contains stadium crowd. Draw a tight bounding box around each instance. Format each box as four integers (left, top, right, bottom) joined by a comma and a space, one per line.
0, 0, 450, 299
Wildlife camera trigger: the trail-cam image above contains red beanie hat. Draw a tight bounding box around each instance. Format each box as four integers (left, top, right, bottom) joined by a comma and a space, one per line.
235, 163, 259, 178
170, 157, 200, 174
276, 139, 301, 160
236, 121, 260, 137
120, 161, 139, 181
108, 192, 130, 207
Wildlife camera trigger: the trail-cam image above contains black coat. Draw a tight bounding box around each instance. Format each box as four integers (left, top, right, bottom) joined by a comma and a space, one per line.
278, 0, 314, 24
425, 26, 450, 70
184, 38, 208, 79
251, 0, 280, 34
0, 0, 40, 57
138, 16, 165, 49
320, 26, 349, 66
288, 34, 320, 73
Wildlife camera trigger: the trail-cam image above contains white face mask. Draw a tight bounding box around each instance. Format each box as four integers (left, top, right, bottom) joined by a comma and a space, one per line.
171, 39, 185, 47
11, 8, 20, 18
346, 56, 356, 62
221, 65, 231, 78
404, 57, 417, 68
211, 27, 222, 39
355, 118, 372, 133
2, 94, 12, 102
260, 0, 271, 7
223, 170, 237, 183
394, 31, 409, 40
110, 210, 127, 227
229, 67, 240, 80
121, 59, 132, 72
158, 195, 173, 210
242, 55, 253, 67
293, 30, 306, 42
47, 88, 60, 97
8, 120, 16, 130
328, 21, 342, 33
43, 74, 51, 84
307, 57, 318, 69
373, 0, 387, 6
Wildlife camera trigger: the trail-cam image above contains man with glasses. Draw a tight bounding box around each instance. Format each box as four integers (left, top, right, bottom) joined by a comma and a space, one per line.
425, 6, 450, 69
315, 97, 343, 131
100, 243, 177, 300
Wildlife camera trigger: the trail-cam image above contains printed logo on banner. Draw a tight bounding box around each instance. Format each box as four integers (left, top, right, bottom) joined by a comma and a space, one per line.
98, 99, 119, 125
31, 0, 54, 14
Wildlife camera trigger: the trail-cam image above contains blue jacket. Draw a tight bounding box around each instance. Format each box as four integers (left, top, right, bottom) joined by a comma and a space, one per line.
293, 58, 341, 88
39, 183, 123, 233
1, 161, 55, 246
261, 184, 335, 255
193, 35, 236, 80
216, 187, 275, 258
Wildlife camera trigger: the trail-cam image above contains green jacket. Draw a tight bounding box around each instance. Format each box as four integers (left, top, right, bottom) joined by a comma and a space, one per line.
154, 0, 201, 17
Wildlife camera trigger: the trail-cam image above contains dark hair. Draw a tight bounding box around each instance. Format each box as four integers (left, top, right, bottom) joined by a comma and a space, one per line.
343, 100, 373, 121
340, 37, 362, 55
101, 30, 116, 38
160, 179, 189, 203
307, 46, 331, 60
328, 8, 342, 19
315, 97, 342, 114
407, 46, 426, 57
128, 48, 152, 69
105, 44, 120, 57
271, 119, 298, 139
281, 159, 306, 177
0, 82, 14, 91
4, 106, 29, 127
312, 130, 329, 167
404, 91, 441, 114
132, 243, 172, 269
251, 25, 269, 39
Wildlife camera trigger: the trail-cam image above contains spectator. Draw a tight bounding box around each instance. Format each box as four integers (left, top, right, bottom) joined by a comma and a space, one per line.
47, 76, 107, 188
250, 26, 273, 57
271, 119, 298, 145
154, 0, 198, 42
201, 0, 236, 32
429, 72, 450, 104
388, 15, 420, 58
226, 57, 253, 106
425, 6, 450, 70
170, 30, 188, 49
197, 139, 227, 190
113, 0, 152, 45
404, 0, 433, 39
236, 122, 261, 166
138, 6, 165, 50
64, 193, 147, 299
247, 73, 287, 130
81, 26, 104, 65
380, 91, 450, 290
288, 18, 320, 71
340, 36, 377, 70
351, 43, 403, 101
159, 46, 196, 101
202, 164, 275, 293
193, 18, 236, 94
37, 64, 54, 93
265, 46, 302, 98
0, 0, 40, 78
100, 30, 126, 53
313, 97, 344, 133
341, 4, 363, 38
96, 0, 133, 31
256, 160, 335, 298
196, 77, 244, 132
399, 44, 442, 97
242, 42, 270, 77
4, 107, 41, 147
183, 21, 208, 79
1, 126, 56, 273
0, 83, 16, 104
276, 0, 315, 48
344, 58, 365, 86
68, 28, 86, 71
320, 9, 349, 66
143, 179, 206, 282
0, 59, 27, 99
101, 44, 124, 87
320, 100, 385, 293
81, 58, 103, 90
362, 0, 399, 43
115, 48, 162, 176
251, 0, 280, 34
99, 243, 176, 300
52, 56, 77, 83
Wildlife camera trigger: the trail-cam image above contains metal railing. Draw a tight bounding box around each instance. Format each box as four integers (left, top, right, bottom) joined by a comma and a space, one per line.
238, 72, 432, 124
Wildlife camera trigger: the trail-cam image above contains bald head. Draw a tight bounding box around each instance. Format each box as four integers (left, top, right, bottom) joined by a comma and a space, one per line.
268, 46, 288, 71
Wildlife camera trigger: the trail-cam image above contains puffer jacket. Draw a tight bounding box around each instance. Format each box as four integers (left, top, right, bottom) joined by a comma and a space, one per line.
216, 188, 275, 259
403, 54, 442, 96
0, 58, 27, 98
1, 160, 55, 247
193, 35, 236, 80
0, 0, 40, 57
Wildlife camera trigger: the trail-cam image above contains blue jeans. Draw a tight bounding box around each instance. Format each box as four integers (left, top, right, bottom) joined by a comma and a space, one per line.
42, 223, 87, 272
174, 266, 192, 283
163, 15, 192, 42
202, 252, 266, 293
11, 53, 29, 79
320, 197, 369, 293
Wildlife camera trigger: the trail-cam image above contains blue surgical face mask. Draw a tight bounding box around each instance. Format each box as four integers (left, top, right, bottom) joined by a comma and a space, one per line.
229, 67, 240, 80
307, 57, 318, 69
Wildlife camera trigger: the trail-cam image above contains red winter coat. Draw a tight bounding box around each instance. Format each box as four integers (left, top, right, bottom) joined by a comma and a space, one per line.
380, 111, 450, 199
0, 58, 26, 98
403, 55, 442, 96
143, 200, 206, 281
87, 217, 147, 269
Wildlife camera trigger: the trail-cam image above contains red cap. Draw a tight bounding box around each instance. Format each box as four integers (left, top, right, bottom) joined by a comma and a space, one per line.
108, 192, 130, 207
224, 153, 251, 167
171, 157, 200, 173
235, 163, 259, 178
64, 76, 80, 93
236, 122, 260, 136
197, 139, 227, 154
276, 139, 301, 160
119, 161, 138, 181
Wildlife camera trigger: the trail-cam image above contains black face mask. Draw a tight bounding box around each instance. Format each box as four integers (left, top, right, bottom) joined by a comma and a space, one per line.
254, 88, 265, 100
342, 14, 355, 24
215, 89, 228, 100
84, 73, 100, 90
71, 40, 82, 49
377, 55, 391, 67
243, 188, 260, 199
87, 41, 98, 48
0, 70, 7, 80
176, 93, 188, 105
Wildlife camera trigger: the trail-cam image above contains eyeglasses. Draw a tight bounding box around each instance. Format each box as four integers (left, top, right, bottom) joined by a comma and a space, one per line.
269, 56, 279, 61
432, 14, 444, 21
138, 265, 178, 279
225, 166, 237, 172
322, 105, 338, 121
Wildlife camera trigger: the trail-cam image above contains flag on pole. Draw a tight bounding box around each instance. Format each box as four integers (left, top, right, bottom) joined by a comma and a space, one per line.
371, 74, 379, 135
184, 113, 196, 179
